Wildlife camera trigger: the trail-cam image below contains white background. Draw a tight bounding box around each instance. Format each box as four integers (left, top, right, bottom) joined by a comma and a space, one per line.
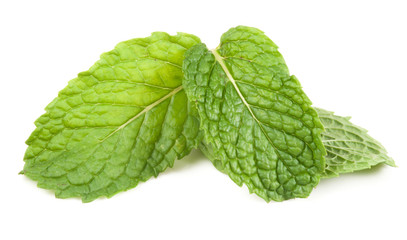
1, 0, 406, 239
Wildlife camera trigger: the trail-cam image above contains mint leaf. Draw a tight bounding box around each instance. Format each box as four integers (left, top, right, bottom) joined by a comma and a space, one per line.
183, 26, 325, 202
317, 108, 396, 178
200, 108, 396, 179
22, 32, 202, 202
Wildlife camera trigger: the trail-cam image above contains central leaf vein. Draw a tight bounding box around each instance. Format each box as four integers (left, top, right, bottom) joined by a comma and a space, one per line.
100, 85, 183, 142
211, 49, 287, 162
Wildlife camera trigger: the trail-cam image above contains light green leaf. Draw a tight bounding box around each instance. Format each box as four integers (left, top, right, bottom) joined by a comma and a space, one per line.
22, 32, 202, 202
183, 26, 326, 202
317, 108, 396, 178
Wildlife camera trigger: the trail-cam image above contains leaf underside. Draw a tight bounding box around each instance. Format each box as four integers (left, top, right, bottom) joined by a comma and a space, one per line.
23, 32, 202, 202
183, 26, 326, 202
317, 108, 395, 178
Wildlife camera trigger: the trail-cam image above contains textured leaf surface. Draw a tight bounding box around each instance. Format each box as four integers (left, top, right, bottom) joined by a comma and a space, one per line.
183, 26, 325, 202
317, 108, 395, 178
23, 32, 202, 202
201, 108, 396, 179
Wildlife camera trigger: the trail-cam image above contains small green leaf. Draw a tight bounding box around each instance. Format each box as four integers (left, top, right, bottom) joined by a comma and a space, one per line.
317, 108, 396, 178
23, 32, 202, 202
183, 26, 325, 202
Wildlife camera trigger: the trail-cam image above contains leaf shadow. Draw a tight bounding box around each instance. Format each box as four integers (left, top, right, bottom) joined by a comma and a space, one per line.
163, 149, 207, 175
318, 163, 390, 187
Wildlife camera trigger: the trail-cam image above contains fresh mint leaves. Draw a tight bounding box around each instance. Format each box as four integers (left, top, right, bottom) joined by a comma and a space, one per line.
22, 26, 394, 202
200, 108, 395, 179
